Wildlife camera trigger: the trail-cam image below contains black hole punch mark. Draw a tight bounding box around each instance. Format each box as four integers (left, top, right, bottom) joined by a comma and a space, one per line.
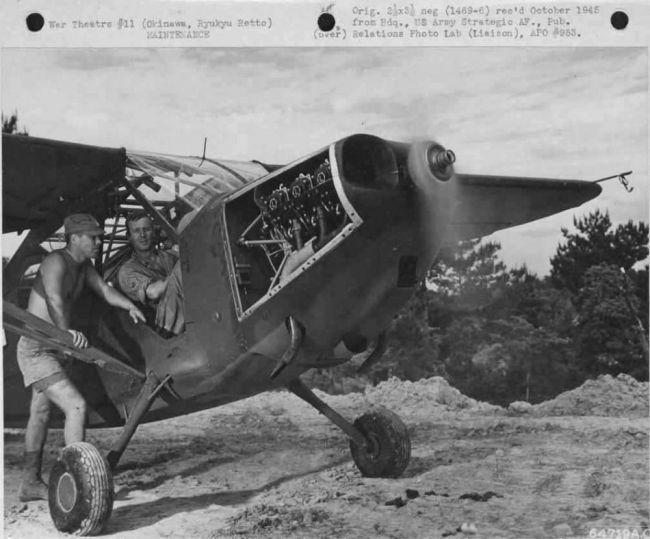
26, 13, 45, 32
610, 11, 629, 30
318, 13, 336, 32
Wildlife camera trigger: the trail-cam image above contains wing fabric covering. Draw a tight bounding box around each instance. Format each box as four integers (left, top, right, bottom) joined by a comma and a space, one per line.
448, 173, 602, 242
126, 151, 269, 209
2, 134, 126, 233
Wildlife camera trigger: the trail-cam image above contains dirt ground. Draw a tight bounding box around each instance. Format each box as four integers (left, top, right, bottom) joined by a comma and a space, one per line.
3, 374, 649, 539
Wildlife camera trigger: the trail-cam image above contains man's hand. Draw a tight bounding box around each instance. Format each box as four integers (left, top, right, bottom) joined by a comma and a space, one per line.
129, 306, 146, 324
67, 329, 88, 348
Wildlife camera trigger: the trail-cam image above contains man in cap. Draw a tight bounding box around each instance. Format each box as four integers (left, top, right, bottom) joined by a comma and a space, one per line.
16, 213, 146, 502
117, 211, 184, 336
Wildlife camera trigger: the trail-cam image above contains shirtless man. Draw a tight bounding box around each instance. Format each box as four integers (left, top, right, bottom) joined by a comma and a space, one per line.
16, 213, 145, 501
118, 212, 184, 335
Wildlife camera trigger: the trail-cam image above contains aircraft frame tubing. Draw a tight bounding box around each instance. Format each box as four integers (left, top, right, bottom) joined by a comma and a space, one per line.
287, 378, 368, 449
106, 370, 169, 470
270, 316, 304, 379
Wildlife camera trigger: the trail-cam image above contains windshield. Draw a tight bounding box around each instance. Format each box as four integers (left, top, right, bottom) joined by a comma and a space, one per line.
126, 151, 269, 214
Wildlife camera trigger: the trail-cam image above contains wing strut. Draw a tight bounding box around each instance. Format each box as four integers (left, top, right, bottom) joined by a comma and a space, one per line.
2, 301, 145, 381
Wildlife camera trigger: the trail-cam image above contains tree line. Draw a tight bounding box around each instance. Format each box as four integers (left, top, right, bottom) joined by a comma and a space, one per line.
379, 209, 648, 405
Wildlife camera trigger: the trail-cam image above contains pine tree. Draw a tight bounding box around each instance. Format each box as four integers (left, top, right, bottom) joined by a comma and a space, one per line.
550, 210, 648, 294
574, 264, 648, 379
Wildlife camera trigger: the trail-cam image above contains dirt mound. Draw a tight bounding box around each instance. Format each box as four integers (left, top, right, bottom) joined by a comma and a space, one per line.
225, 376, 499, 424
532, 374, 649, 417
362, 376, 499, 415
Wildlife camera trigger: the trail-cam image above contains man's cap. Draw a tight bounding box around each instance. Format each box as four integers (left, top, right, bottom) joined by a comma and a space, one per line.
64, 213, 104, 236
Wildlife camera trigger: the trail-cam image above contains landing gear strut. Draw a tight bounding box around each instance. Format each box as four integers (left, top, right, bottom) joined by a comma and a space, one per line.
287, 378, 411, 477
48, 370, 170, 536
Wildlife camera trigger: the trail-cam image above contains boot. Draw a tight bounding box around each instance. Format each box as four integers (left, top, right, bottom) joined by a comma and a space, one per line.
18, 450, 48, 502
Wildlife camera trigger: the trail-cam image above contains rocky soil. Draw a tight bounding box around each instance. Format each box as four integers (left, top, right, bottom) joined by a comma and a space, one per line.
4, 374, 649, 538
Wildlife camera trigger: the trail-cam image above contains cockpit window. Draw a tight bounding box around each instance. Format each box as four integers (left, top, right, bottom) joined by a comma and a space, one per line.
126, 151, 268, 213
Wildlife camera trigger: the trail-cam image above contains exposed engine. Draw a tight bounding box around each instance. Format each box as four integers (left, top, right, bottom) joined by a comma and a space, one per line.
226, 152, 352, 312
252, 158, 346, 251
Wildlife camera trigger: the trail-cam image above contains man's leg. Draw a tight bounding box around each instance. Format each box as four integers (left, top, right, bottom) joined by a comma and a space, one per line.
42, 378, 87, 445
19, 389, 51, 501
25, 387, 51, 451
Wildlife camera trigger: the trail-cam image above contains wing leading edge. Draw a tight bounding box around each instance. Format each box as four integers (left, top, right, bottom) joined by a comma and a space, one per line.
448, 173, 602, 242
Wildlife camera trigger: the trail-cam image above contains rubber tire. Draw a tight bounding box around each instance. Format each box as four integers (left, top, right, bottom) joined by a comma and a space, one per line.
48, 442, 114, 536
349, 406, 411, 478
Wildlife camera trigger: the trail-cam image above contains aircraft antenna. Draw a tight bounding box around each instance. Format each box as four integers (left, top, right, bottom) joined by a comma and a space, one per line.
199, 137, 207, 168
593, 170, 634, 192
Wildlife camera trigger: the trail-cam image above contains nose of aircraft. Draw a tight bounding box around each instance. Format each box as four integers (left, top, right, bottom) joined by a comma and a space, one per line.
406, 140, 459, 265
334, 134, 459, 266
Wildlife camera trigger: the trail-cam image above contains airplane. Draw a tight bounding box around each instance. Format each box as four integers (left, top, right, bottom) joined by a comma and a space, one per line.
2, 131, 603, 535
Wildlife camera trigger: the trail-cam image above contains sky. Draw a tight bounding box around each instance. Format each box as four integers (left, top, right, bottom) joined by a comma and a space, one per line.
1, 47, 647, 275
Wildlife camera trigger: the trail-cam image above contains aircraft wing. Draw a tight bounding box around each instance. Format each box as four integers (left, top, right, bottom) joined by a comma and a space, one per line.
2, 134, 126, 233
447, 173, 602, 241
2, 134, 271, 234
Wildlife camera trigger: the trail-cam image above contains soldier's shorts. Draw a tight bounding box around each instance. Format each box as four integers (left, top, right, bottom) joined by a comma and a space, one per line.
16, 337, 69, 392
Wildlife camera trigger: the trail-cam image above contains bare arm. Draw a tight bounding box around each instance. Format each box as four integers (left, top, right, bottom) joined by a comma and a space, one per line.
40, 254, 71, 330
85, 266, 146, 324
145, 278, 169, 301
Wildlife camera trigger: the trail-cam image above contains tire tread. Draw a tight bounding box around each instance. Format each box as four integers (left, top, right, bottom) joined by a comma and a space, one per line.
48, 442, 113, 536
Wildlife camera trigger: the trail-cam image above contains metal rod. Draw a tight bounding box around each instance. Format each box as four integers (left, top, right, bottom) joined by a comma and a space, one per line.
106, 372, 170, 470
240, 239, 288, 246
104, 212, 122, 267
287, 378, 367, 448
238, 214, 263, 244
120, 178, 179, 242
268, 254, 289, 290
593, 170, 633, 183
199, 137, 207, 168
271, 316, 304, 379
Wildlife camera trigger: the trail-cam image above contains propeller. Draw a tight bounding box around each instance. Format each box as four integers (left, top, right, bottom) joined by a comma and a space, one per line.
406, 140, 459, 266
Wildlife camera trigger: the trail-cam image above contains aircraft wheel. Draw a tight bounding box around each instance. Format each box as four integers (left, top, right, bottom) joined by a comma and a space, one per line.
48, 442, 114, 536
349, 407, 411, 478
